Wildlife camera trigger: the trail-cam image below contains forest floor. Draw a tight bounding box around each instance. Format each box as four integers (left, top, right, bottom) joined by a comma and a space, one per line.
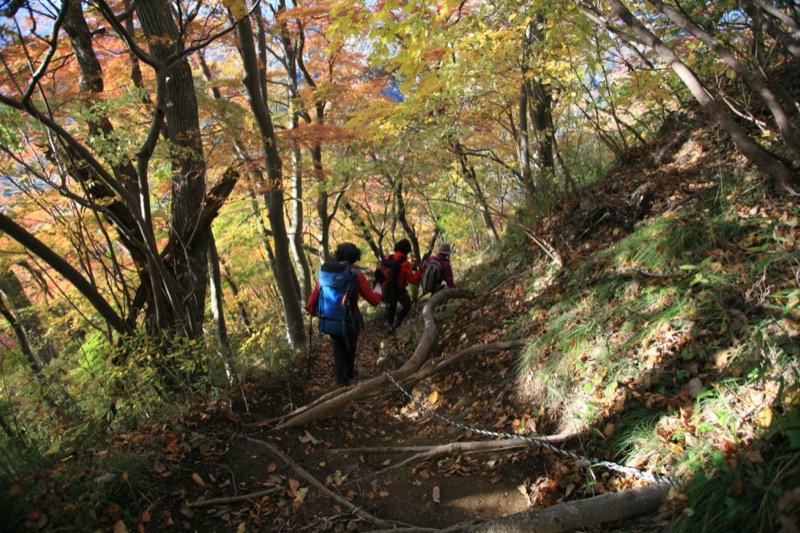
143, 306, 665, 533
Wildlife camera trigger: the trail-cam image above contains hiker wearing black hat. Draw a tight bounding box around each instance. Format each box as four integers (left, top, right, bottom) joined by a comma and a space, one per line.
379, 239, 422, 332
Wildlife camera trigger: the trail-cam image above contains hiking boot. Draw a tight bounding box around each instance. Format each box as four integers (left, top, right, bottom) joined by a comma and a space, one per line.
335, 375, 349, 385
348, 370, 359, 379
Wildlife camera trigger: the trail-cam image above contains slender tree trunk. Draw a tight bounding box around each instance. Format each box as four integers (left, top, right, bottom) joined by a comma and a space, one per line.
236, 14, 305, 349
220, 257, 253, 337
650, 0, 800, 158
208, 233, 231, 355
0, 270, 57, 366
451, 141, 499, 242
342, 200, 383, 260
289, 146, 311, 300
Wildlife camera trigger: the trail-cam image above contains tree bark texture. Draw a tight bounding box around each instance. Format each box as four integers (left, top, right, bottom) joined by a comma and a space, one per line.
135, 0, 209, 335
462, 482, 670, 533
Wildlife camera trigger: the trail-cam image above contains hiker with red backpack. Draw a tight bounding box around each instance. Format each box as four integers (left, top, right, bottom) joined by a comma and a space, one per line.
306, 243, 383, 385
421, 241, 456, 295
377, 239, 423, 333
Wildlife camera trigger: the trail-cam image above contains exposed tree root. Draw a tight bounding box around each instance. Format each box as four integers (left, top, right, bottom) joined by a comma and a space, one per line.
245, 436, 384, 525
396, 339, 527, 390
340, 435, 574, 488
363, 482, 670, 533
188, 486, 283, 508
274, 289, 474, 430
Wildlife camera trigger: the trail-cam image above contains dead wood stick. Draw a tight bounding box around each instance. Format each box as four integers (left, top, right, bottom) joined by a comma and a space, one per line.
342, 436, 573, 488
188, 486, 283, 508
246, 436, 384, 525
274, 289, 474, 430
329, 432, 575, 455
460, 482, 671, 533
363, 483, 670, 533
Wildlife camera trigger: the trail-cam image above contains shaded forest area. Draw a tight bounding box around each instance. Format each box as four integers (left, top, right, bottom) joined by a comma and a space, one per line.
1, 0, 799, 532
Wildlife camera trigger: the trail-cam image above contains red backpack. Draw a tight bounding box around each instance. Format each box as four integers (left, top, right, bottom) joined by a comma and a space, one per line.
378, 255, 405, 302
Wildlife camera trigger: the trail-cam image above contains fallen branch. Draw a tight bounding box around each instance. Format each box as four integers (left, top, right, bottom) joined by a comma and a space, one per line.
274, 289, 474, 430
460, 482, 671, 533
245, 436, 384, 525
361, 339, 526, 403
342, 435, 574, 488
329, 433, 575, 455
362, 483, 670, 533
188, 486, 283, 508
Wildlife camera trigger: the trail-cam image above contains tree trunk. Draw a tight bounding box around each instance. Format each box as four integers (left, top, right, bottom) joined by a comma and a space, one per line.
220, 257, 253, 337
135, 0, 209, 336
208, 233, 231, 355
451, 141, 500, 242
289, 146, 312, 301
236, 14, 305, 350
0, 269, 57, 366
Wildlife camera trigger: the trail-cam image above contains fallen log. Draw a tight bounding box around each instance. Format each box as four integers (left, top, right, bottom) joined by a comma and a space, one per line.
363, 482, 670, 533
461, 482, 671, 533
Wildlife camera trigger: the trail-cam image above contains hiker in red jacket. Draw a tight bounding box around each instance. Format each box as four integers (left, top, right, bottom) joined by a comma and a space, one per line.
385, 239, 422, 332
307, 243, 382, 385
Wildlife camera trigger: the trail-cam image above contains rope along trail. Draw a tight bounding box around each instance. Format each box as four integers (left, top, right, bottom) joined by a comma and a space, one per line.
382, 372, 673, 485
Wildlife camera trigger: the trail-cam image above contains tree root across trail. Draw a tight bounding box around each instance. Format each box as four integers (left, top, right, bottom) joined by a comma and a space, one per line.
248, 288, 669, 531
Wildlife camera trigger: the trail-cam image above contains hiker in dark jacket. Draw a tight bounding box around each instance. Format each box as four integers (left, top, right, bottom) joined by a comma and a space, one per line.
428, 241, 456, 293
386, 238, 422, 332
306, 243, 382, 385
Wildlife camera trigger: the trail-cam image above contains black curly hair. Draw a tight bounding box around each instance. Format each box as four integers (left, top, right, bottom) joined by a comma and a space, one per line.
334, 242, 362, 264
394, 238, 412, 255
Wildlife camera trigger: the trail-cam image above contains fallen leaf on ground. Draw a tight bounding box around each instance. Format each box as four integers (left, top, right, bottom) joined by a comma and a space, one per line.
191, 473, 205, 487
432, 486, 441, 503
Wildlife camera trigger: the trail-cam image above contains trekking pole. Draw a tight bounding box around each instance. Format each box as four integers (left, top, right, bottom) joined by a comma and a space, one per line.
306, 313, 313, 378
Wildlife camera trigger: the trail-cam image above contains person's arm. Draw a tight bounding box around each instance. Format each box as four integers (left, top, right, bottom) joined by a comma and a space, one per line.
403, 260, 423, 285
357, 272, 382, 306
306, 282, 321, 315
442, 260, 456, 288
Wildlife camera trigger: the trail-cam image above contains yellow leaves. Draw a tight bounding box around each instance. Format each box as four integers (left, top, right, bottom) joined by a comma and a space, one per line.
756, 406, 773, 429
427, 390, 440, 405
293, 486, 308, 504
222, 0, 248, 20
